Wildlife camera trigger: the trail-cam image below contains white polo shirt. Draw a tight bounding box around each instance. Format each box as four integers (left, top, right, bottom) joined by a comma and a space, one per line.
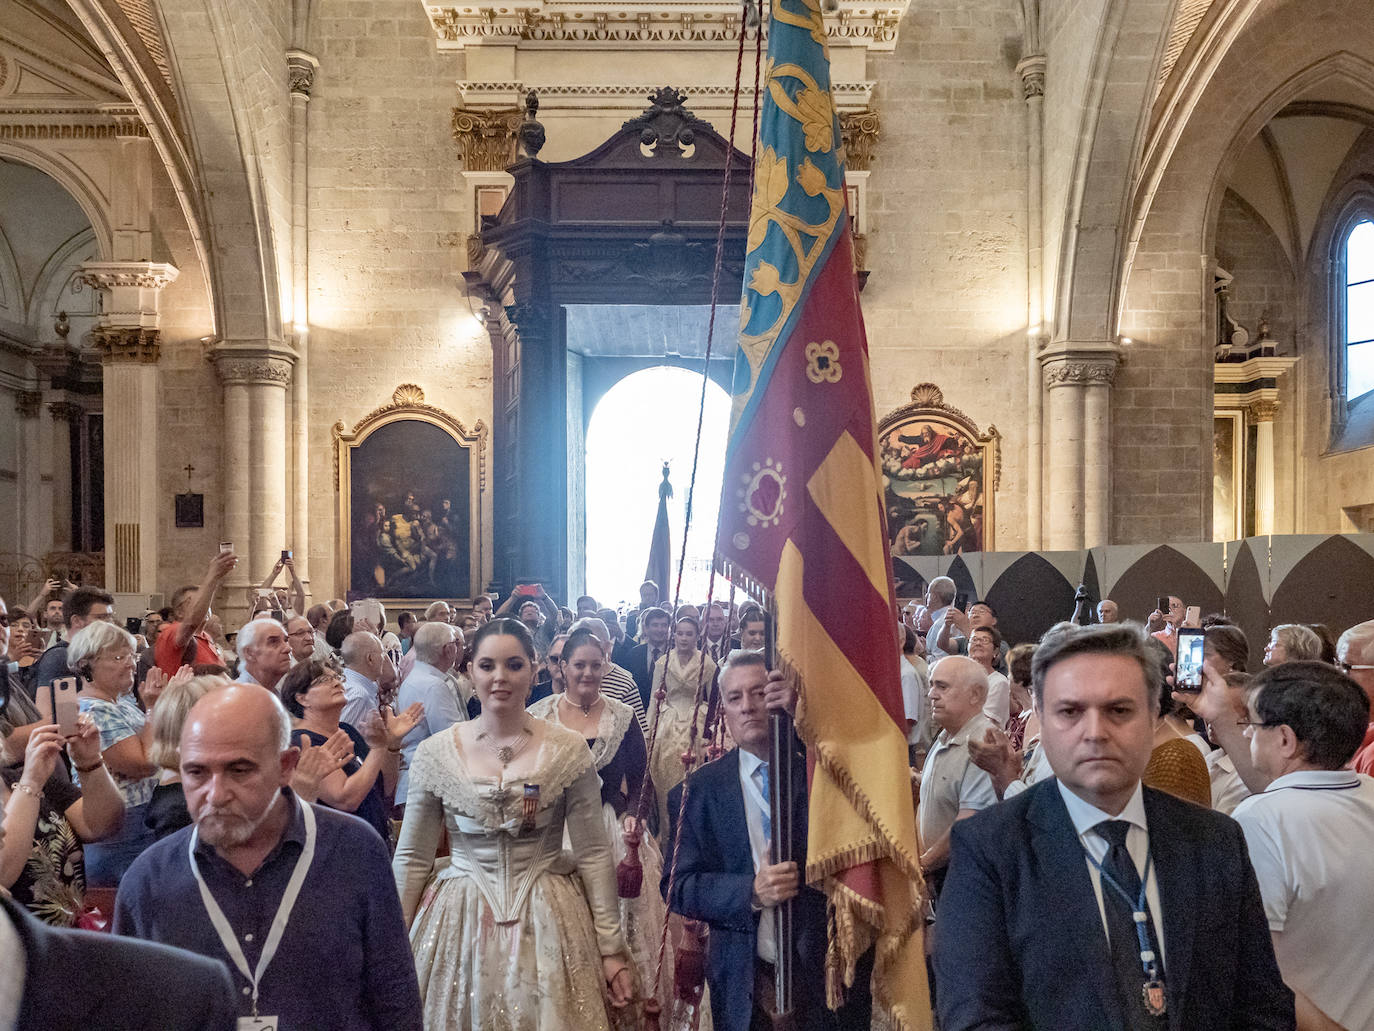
918, 713, 998, 852
982, 670, 1010, 729
1233, 770, 1374, 1031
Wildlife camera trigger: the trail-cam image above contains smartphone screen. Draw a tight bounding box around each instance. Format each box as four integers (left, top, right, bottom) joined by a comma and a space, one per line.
1175, 628, 1205, 691
954, 592, 969, 612
220, 541, 233, 554
1156, 596, 1170, 614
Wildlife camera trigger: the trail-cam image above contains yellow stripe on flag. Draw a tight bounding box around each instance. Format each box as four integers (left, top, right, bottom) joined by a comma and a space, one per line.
806, 431, 892, 602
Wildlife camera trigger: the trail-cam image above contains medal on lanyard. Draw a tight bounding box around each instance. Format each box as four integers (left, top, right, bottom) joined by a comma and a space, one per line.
188, 797, 317, 1027
1087, 848, 1167, 1018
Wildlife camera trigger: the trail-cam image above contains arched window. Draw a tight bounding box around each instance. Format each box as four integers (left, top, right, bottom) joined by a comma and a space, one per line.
1345, 219, 1374, 401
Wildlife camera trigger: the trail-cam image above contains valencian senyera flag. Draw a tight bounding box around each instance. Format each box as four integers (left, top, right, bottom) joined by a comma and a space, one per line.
716, 0, 930, 1026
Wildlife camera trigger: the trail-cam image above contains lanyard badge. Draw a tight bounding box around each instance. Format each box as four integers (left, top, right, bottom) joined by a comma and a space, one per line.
189, 797, 318, 1020
1087, 847, 1167, 1018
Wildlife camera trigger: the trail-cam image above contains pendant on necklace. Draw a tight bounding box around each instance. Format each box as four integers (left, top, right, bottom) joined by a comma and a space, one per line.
496, 745, 515, 764
1142, 979, 1166, 1017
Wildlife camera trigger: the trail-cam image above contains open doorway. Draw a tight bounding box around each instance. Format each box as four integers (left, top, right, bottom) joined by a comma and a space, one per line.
584, 366, 730, 607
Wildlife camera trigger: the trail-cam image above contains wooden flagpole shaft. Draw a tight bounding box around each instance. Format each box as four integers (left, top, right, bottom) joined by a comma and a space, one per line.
764, 602, 795, 1023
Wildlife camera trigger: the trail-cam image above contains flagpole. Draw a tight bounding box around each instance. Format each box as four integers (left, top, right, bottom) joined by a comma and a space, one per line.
764, 598, 795, 1026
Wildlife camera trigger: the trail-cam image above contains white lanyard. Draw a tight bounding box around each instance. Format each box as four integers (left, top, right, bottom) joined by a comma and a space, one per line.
188, 798, 317, 1017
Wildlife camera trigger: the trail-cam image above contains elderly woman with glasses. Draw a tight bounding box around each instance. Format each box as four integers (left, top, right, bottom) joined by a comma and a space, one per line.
68, 621, 174, 886
278, 658, 422, 846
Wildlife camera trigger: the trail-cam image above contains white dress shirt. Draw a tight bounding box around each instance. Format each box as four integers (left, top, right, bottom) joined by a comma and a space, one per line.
982, 670, 1010, 729
1057, 780, 1167, 967
900, 654, 932, 748
0, 904, 24, 1031
1233, 770, 1374, 1031
737, 749, 776, 964
925, 605, 961, 661
340, 667, 379, 729
395, 661, 467, 804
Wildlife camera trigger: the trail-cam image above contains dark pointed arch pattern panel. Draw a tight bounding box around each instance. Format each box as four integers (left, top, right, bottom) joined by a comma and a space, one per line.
896, 534, 1374, 655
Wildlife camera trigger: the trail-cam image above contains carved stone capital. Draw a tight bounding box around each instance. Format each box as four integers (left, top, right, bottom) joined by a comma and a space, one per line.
1016, 55, 1046, 100
1247, 399, 1279, 422
47, 401, 81, 423
95, 327, 161, 364
213, 354, 294, 387
452, 106, 523, 171
1043, 359, 1117, 388
287, 49, 319, 98
840, 109, 880, 171
15, 390, 41, 419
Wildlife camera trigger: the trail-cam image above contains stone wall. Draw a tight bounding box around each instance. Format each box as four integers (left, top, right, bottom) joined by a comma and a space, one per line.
305, 0, 492, 600
1215, 190, 1296, 352
864, 0, 1030, 546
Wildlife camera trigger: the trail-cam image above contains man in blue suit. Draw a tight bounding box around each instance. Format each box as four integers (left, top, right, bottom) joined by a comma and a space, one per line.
664, 650, 871, 1031
935, 623, 1294, 1031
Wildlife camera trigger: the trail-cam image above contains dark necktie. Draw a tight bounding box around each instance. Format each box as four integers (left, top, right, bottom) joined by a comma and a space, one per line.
1094, 820, 1166, 1030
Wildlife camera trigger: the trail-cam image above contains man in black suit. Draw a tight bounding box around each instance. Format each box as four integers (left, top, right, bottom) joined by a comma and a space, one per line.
934, 623, 1294, 1031
663, 650, 871, 1031
0, 894, 236, 1030
624, 606, 671, 709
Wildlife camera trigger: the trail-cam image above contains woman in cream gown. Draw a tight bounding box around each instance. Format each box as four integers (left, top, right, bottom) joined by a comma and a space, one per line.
393, 618, 634, 1030
647, 617, 718, 842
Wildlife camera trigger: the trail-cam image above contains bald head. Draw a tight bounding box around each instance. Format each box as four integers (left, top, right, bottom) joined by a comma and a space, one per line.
183, 684, 292, 756
341, 631, 383, 680
929, 655, 988, 734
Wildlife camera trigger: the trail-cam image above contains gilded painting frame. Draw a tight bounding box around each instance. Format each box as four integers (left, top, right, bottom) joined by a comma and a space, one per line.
333, 384, 487, 605
877, 383, 1000, 556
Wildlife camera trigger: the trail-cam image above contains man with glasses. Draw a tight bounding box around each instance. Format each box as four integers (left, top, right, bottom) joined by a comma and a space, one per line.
29, 586, 117, 695
285, 615, 317, 666
1232, 660, 1374, 1031
1336, 620, 1374, 774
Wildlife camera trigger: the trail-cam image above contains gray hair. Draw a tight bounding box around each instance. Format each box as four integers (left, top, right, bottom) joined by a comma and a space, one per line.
267, 689, 294, 751
1031, 623, 1162, 708
1338, 619, 1374, 664
719, 648, 768, 686
927, 576, 956, 607
1271, 623, 1323, 662
423, 600, 451, 621
236, 616, 282, 656
148, 675, 231, 771
412, 620, 456, 664
341, 630, 382, 668
67, 621, 137, 673
569, 616, 610, 648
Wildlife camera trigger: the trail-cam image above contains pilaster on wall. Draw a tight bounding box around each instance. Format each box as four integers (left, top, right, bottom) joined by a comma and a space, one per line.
80, 261, 179, 595
287, 48, 318, 596
1040, 342, 1121, 550
212, 350, 295, 624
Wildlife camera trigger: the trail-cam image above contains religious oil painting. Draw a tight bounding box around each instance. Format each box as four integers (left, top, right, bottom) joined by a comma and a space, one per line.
878, 383, 999, 556
334, 385, 486, 602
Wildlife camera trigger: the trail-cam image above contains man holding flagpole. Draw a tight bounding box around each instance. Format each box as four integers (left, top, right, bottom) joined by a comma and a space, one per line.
707, 0, 931, 1027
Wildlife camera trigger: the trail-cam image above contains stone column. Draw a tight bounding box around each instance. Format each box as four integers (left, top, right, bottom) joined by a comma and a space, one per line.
1041, 344, 1121, 551
213, 355, 295, 603
1018, 54, 1047, 548
1250, 400, 1278, 536
287, 49, 318, 592
46, 401, 80, 551
14, 392, 43, 558
79, 262, 179, 594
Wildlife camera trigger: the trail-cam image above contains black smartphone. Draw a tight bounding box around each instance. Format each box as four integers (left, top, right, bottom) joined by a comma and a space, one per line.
955, 592, 969, 612
281, 549, 292, 562
125, 616, 142, 635
1156, 595, 1170, 614
1175, 627, 1206, 691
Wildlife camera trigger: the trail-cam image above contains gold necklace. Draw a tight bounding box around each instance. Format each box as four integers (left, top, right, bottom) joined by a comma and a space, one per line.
476, 721, 533, 766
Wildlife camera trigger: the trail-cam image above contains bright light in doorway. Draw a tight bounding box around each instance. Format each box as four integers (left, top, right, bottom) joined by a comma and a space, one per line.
585, 367, 732, 608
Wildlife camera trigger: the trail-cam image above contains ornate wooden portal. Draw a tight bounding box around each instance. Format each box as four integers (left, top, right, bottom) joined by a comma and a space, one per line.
468, 87, 751, 599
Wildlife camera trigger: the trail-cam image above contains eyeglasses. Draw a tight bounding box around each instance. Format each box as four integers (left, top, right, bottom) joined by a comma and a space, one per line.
287, 628, 313, 639
1339, 662, 1374, 674
1236, 719, 1283, 730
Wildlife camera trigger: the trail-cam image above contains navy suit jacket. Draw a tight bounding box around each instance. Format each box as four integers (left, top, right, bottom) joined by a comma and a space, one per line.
625, 642, 660, 709
5, 896, 236, 1030
663, 747, 833, 1031
933, 779, 1295, 1031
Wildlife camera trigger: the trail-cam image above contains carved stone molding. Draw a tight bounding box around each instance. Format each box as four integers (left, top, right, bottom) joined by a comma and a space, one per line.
213, 355, 294, 387
1017, 55, 1046, 100
94, 327, 160, 364
1043, 359, 1118, 388
287, 50, 319, 98
14, 391, 41, 419
455, 80, 876, 114
1247, 399, 1279, 423
78, 263, 179, 292
840, 110, 880, 171
452, 106, 523, 171
425, 2, 912, 52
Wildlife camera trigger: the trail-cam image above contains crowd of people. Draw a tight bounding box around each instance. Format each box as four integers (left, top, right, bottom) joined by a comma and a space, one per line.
1, 552, 1372, 1031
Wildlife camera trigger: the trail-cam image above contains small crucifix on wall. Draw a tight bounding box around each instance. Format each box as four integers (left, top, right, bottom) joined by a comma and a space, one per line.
175, 463, 204, 528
